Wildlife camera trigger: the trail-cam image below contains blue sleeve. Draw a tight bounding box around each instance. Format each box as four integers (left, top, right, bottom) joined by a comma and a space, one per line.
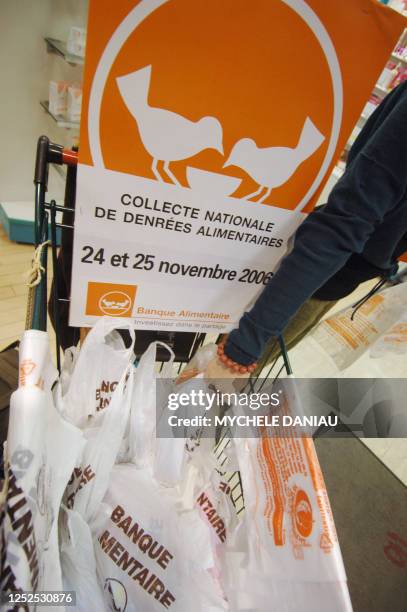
225, 96, 407, 365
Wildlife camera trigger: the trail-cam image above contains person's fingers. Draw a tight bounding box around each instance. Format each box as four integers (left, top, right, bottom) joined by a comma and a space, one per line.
175, 367, 199, 385
205, 358, 249, 380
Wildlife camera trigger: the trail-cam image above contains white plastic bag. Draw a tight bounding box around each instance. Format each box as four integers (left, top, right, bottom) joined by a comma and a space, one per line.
57, 316, 135, 427
93, 344, 228, 611
154, 373, 211, 488
154, 345, 217, 488
154, 343, 241, 592
60, 343, 136, 610
225, 378, 352, 612
64, 363, 135, 522
60, 507, 106, 612
311, 282, 407, 370
58, 345, 80, 397
126, 341, 174, 468
370, 316, 407, 357
1, 330, 84, 606
56, 319, 137, 607
94, 464, 227, 612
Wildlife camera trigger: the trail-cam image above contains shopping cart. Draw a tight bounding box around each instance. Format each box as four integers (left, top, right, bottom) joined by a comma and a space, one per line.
30, 135, 293, 517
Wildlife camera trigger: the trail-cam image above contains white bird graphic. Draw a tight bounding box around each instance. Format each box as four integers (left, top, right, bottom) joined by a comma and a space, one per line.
223, 117, 325, 202
102, 299, 129, 310
116, 65, 223, 186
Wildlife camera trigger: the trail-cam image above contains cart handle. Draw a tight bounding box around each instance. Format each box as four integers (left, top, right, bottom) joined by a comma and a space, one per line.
34, 136, 78, 189
62, 149, 78, 166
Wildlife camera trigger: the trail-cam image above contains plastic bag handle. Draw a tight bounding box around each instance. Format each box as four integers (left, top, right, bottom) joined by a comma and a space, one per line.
80, 364, 135, 519
137, 341, 175, 377
80, 316, 136, 360
153, 341, 175, 377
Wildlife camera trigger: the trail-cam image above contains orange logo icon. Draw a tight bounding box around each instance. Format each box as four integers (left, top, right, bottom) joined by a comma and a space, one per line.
320, 532, 333, 553
86, 282, 137, 317
19, 359, 36, 377
293, 489, 313, 538
19, 359, 36, 386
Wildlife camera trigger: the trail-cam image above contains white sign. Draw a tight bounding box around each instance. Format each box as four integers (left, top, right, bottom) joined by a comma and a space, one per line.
70, 165, 304, 331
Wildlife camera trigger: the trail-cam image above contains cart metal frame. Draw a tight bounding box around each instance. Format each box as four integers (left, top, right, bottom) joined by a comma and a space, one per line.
30, 135, 295, 518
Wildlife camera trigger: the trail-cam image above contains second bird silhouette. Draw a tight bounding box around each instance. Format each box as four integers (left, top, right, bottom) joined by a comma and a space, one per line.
224, 118, 325, 203
116, 65, 223, 186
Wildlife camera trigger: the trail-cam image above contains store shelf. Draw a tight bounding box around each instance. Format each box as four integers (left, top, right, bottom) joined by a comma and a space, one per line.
373, 84, 389, 97
40, 100, 80, 130
44, 37, 84, 66
391, 52, 407, 63
332, 165, 344, 180
340, 29, 407, 180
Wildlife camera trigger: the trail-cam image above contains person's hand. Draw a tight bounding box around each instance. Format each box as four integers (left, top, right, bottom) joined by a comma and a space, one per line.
205, 356, 249, 380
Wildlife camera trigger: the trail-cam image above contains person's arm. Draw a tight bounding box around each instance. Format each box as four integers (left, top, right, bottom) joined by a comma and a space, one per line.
225, 95, 407, 365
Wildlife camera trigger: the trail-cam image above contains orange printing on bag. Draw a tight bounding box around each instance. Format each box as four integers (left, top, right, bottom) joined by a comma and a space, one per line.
257, 435, 318, 559
19, 359, 44, 390
382, 322, 407, 345
326, 311, 382, 350
325, 319, 359, 350
302, 437, 338, 552
323, 294, 385, 350
358, 294, 384, 316
19, 359, 36, 386
258, 436, 285, 546
255, 401, 337, 556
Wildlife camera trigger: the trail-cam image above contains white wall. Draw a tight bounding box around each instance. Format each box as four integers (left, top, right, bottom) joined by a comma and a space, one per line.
0, 0, 88, 203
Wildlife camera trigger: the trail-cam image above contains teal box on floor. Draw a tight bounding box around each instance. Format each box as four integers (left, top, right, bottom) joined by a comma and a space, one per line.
0, 201, 61, 245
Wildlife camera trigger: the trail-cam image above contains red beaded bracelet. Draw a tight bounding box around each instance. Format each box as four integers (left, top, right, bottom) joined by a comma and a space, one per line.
217, 341, 257, 374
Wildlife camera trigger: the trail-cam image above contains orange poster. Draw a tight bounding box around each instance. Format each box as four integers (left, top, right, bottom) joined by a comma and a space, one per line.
70, 0, 405, 331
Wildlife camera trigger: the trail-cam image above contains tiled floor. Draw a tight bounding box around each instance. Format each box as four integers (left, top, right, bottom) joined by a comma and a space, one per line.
0, 227, 34, 348
0, 226, 406, 484
0, 226, 56, 353
362, 438, 407, 486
